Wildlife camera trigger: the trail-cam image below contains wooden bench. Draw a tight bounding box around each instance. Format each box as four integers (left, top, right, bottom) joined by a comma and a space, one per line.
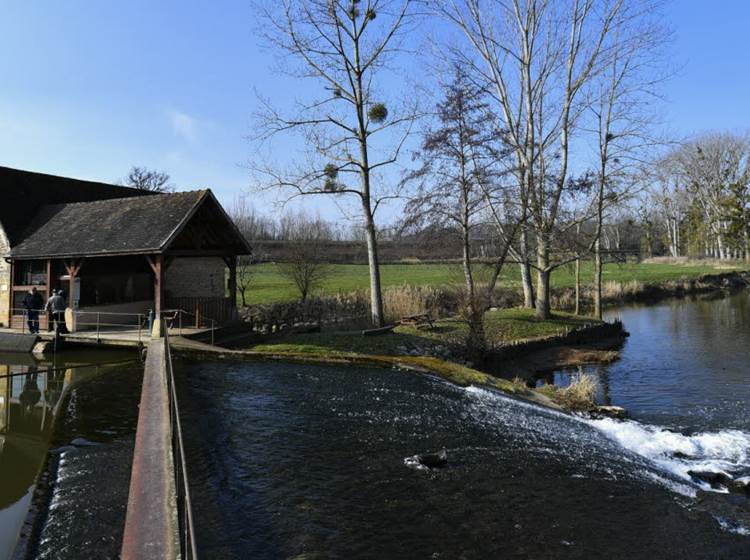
399, 313, 434, 329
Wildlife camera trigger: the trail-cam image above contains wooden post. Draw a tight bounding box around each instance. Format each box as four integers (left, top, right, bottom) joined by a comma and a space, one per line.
225, 255, 237, 310
146, 255, 165, 318
64, 259, 83, 305
45, 259, 52, 330
6, 259, 13, 327
63, 259, 83, 333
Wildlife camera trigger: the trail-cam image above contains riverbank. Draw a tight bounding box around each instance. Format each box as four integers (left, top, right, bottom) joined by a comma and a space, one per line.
182, 309, 630, 412
555, 269, 750, 311
207, 268, 749, 412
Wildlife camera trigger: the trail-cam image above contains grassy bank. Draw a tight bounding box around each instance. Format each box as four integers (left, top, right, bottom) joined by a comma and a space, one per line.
244, 261, 744, 304
226, 308, 611, 411
246, 308, 600, 356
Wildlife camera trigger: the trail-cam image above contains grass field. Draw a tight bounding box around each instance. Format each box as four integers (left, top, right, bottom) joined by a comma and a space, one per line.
243, 260, 743, 305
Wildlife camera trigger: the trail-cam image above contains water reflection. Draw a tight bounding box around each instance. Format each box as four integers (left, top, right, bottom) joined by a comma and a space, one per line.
536, 364, 613, 405
0, 351, 137, 559
544, 290, 750, 431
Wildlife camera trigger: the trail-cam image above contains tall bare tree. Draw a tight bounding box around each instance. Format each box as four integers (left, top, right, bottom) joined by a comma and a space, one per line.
253, 0, 420, 326
123, 166, 174, 192
440, 0, 636, 319
588, 4, 667, 319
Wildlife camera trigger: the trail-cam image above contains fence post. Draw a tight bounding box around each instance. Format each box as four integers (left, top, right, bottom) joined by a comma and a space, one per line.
96, 312, 101, 344
138, 315, 142, 343
211, 320, 215, 346
22, 310, 26, 334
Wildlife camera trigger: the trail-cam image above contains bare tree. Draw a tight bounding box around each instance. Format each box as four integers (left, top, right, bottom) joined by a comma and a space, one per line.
253, 0, 421, 326
403, 68, 507, 355
588, 4, 668, 319
675, 134, 750, 260
123, 166, 174, 192
236, 255, 256, 307
440, 0, 637, 319
277, 237, 331, 302
229, 193, 275, 240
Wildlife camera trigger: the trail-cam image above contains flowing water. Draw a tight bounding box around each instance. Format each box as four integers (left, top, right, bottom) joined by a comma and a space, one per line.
541, 290, 750, 514
0, 350, 141, 559
178, 339, 750, 559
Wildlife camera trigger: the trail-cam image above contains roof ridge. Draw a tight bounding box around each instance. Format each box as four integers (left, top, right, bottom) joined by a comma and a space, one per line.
32, 189, 202, 208
0, 164, 145, 193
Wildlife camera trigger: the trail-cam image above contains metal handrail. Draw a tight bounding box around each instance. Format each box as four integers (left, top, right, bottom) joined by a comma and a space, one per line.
9, 308, 148, 343
161, 309, 217, 346
163, 329, 199, 559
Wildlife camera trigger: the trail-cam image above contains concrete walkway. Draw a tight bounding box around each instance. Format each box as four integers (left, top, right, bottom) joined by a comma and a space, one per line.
0, 327, 214, 350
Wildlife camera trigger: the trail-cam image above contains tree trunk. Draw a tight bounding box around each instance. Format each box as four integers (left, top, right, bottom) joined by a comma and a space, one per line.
535, 235, 551, 319
519, 229, 535, 308
717, 234, 726, 260
462, 225, 475, 301
593, 237, 603, 320
575, 259, 581, 315
363, 208, 385, 327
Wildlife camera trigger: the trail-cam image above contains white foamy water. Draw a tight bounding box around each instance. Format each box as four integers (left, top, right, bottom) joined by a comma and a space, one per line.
464, 384, 750, 496
585, 416, 750, 491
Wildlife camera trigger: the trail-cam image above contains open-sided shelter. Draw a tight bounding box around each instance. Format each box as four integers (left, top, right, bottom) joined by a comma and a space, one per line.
0, 166, 251, 330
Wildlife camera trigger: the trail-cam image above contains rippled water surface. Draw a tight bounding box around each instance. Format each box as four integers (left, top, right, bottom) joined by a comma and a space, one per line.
551, 290, 750, 431
179, 355, 750, 559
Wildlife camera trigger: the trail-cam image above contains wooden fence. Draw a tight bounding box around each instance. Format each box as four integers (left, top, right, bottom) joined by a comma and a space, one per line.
166, 297, 234, 327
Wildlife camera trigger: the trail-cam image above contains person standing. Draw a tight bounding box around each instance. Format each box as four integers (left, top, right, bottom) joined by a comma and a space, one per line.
45, 290, 68, 333
22, 287, 44, 334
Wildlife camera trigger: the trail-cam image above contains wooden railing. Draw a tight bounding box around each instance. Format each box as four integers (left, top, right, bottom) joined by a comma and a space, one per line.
165, 297, 234, 326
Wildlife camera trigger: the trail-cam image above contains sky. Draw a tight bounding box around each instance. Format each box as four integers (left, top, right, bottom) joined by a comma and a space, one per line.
1, 1, 749, 223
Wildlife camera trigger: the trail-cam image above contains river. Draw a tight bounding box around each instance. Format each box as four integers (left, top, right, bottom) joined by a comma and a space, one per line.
0, 350, 141, 559
177, 290, 750, 559
543, 291, 750, 505
3, 291, 747, 558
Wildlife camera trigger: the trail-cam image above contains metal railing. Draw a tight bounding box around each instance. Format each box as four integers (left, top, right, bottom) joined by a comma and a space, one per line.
9, 307, 220, 347
9, 307, 49, 334
9, 308, 148, 343
73, 310, 148, 343
164, 329, 199, 559
161, 309, 217, 346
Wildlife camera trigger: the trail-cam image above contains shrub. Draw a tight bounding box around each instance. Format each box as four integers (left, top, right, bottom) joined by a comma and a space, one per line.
538, 373, 600, 411
382, 285, 461, 322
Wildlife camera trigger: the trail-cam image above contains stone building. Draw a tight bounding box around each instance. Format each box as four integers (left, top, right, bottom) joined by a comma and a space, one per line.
0, 166, 250, 330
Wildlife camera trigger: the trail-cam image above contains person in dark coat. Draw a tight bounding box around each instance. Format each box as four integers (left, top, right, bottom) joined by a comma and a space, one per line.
45, 289, 68, 333
22, 287, 44, 334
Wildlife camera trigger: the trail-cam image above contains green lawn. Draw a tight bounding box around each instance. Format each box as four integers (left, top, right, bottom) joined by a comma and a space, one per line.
243, 261, 742, 304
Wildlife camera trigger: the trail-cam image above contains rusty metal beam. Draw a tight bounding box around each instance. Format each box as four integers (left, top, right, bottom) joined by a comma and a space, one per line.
121, 339, 179, 559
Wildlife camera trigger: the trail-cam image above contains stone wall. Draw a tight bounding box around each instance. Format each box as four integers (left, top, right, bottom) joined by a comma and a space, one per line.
165, 257, 226, 299
0, 226, 10, 327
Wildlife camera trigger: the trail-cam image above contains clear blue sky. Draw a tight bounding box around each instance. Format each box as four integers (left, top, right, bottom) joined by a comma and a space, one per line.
0, 1, 748, 221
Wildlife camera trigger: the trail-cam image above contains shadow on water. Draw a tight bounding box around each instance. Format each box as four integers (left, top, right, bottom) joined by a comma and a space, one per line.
178, 358, 750, 559
0, 350, 142, 560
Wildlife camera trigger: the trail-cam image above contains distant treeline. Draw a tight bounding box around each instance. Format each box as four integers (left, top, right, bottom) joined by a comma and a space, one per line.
251, 239, 464, 264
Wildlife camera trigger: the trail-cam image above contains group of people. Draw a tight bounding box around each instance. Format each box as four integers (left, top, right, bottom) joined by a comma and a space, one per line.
21, 286, 68, 334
